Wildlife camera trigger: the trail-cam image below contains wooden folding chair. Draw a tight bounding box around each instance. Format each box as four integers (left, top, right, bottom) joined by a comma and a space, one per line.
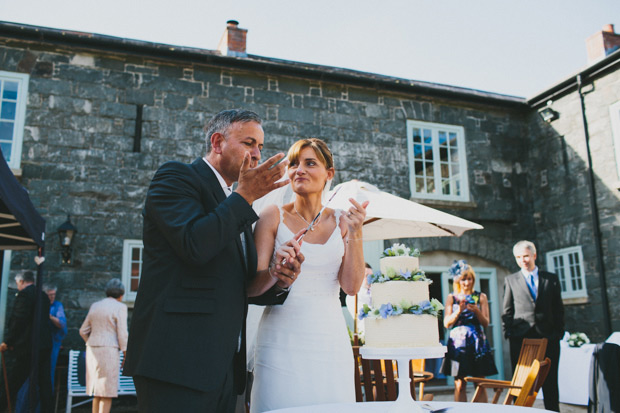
409, 359, 434, 401
465, 337, 548, 404
521, 357, 551, 407
353, 347, 434, 402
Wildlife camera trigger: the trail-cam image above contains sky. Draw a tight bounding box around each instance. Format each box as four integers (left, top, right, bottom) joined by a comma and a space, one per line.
1, 0, 619, 98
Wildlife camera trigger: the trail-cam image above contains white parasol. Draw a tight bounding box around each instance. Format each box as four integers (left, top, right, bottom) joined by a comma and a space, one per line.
326, 180, 482, 240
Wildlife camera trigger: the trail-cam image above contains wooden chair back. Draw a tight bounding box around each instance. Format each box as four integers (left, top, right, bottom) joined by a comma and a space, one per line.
522, 357, 551, 407
513, 358, 546, 406
504, 338, 547, 404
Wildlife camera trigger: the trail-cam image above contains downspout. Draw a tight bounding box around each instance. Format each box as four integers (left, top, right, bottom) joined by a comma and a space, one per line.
577, 74, 612, 336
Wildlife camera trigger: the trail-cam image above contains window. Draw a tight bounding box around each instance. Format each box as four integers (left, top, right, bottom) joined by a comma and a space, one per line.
546, 246, 587, 299
406, 120, 469, 202
122, 240, 143, 301
610, 101, 620, 180
0, 71, 29, 169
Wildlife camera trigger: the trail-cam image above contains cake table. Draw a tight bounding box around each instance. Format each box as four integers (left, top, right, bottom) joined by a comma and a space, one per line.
360, 346, 447, 413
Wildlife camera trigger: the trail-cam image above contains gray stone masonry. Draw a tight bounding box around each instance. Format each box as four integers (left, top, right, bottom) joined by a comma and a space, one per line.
1, 32, 618, 352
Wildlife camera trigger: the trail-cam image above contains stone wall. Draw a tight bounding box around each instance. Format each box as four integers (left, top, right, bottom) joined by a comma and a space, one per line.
526, 67, 620, 340
3, 33, 615, 351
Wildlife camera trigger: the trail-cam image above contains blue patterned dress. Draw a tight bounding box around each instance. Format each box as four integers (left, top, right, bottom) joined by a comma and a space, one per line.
440, 291, 498, 378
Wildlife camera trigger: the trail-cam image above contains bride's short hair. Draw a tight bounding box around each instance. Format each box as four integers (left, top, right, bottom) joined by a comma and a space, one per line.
287, 138, 334, 169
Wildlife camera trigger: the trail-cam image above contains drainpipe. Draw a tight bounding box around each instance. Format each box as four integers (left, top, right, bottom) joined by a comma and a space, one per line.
577, 74, 612, 336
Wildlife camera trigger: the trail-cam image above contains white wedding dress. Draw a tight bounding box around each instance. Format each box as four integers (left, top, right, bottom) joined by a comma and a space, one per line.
250, 208, 355, 413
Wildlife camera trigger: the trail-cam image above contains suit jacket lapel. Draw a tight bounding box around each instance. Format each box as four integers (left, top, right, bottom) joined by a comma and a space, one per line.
515, 271, 535, 304
538, 271, 549, 300
192, 158, 247, 270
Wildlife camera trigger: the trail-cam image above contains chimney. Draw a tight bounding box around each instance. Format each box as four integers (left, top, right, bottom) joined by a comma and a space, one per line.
586, 24, 620, 64
217, 20, 248, 57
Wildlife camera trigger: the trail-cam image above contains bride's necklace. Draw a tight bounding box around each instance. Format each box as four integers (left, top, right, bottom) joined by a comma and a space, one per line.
294, 205, 322, 231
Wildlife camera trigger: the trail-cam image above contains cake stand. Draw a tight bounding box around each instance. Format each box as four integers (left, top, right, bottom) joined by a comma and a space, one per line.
360, 346, 447, 413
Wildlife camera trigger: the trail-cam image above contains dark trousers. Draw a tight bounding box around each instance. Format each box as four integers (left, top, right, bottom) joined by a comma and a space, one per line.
510, 332, 561, 412
0, 349, 53, 413
133, 362, 236, 413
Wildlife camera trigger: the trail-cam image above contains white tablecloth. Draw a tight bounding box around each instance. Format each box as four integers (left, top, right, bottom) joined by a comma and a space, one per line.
557, 340, 595, 405
266, 401, 553, 412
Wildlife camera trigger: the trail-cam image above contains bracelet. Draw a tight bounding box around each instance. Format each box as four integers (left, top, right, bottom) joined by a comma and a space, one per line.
346, 238, 364, 243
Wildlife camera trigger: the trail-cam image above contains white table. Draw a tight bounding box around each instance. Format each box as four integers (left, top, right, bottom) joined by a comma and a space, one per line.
557, 340, 595, 405
266, 401, 554, 412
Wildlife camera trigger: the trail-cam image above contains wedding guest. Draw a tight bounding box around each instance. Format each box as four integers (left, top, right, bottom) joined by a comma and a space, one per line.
0, 271, 53, 413
441, 260, 497, 402
502, 240, 564, 412
79, 279, 128, 413
44, 283, 67, 386
14, 283, 67, 413
248, 138, 369, 412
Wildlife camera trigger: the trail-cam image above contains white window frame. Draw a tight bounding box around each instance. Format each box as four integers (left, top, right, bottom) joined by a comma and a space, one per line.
121, 239, 143, 302
406, 120, 470, 202
0, 71, 29, 169
546, 246, 587, 299
610, 101, 620, 180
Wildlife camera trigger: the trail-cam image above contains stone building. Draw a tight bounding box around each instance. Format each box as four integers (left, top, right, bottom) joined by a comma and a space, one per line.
0, 20, 619, 379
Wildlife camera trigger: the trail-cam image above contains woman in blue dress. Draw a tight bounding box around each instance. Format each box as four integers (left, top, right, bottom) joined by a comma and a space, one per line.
441, 260, 497, 402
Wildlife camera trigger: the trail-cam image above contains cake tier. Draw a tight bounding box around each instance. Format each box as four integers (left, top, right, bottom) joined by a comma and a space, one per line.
379, 256, 419, 274
371, 280, 429, 307
364, 314, 440, 347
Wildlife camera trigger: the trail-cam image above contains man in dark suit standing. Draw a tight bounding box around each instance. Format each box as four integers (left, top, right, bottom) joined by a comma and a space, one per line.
0, 270, 53, 413
502, 240, 564, 412
124, 109, 302, 413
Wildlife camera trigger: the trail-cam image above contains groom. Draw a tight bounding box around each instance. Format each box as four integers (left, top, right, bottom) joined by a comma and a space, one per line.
125, 109, 302, 413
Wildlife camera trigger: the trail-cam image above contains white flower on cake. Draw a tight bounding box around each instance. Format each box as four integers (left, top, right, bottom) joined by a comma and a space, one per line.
382, 243, 421, 257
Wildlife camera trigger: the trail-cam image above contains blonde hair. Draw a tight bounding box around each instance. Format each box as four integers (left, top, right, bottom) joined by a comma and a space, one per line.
452, 264, 476, 295
287, 138, 334, 170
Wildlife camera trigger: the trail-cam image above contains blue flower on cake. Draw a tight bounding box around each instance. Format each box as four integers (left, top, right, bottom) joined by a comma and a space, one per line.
379, 303, 393, 319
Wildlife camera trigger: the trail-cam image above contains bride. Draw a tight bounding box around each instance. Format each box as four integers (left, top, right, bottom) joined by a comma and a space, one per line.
248, 138, 368, 412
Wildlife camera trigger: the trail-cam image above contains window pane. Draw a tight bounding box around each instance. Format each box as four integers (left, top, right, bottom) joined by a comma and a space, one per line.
442, 178, 450, 195
132, 247, 140, 261
423, 129, 432, 144
131, 262, 140, 276
0, 121, 13, 141
416, 177, 425, 193
412, 128, 421, 143
441, 163, 450, 179
1, 101, 16, 120
426, 178, 435, 193
131, 277, 140, 292
454, 179, 461, 196
0, 142, 11, 162
2, 81, 18, 100
438, 131, 447, 147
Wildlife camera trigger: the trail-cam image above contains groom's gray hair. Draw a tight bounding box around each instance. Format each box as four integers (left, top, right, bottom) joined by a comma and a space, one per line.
204, 109, 262, 153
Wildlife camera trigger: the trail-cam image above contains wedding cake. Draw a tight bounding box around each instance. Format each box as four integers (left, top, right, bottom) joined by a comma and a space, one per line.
360, 244, 443, 348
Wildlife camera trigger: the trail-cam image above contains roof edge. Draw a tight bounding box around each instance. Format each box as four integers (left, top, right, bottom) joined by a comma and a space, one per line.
0, 21, 527, 109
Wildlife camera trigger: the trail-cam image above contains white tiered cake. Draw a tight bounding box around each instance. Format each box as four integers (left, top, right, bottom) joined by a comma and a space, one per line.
361, 244, 443, 348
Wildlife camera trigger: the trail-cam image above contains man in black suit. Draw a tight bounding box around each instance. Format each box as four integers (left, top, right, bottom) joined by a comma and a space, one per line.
0, 270, 53, 413
502, 240, 564, 412
124, 109, 302, 413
